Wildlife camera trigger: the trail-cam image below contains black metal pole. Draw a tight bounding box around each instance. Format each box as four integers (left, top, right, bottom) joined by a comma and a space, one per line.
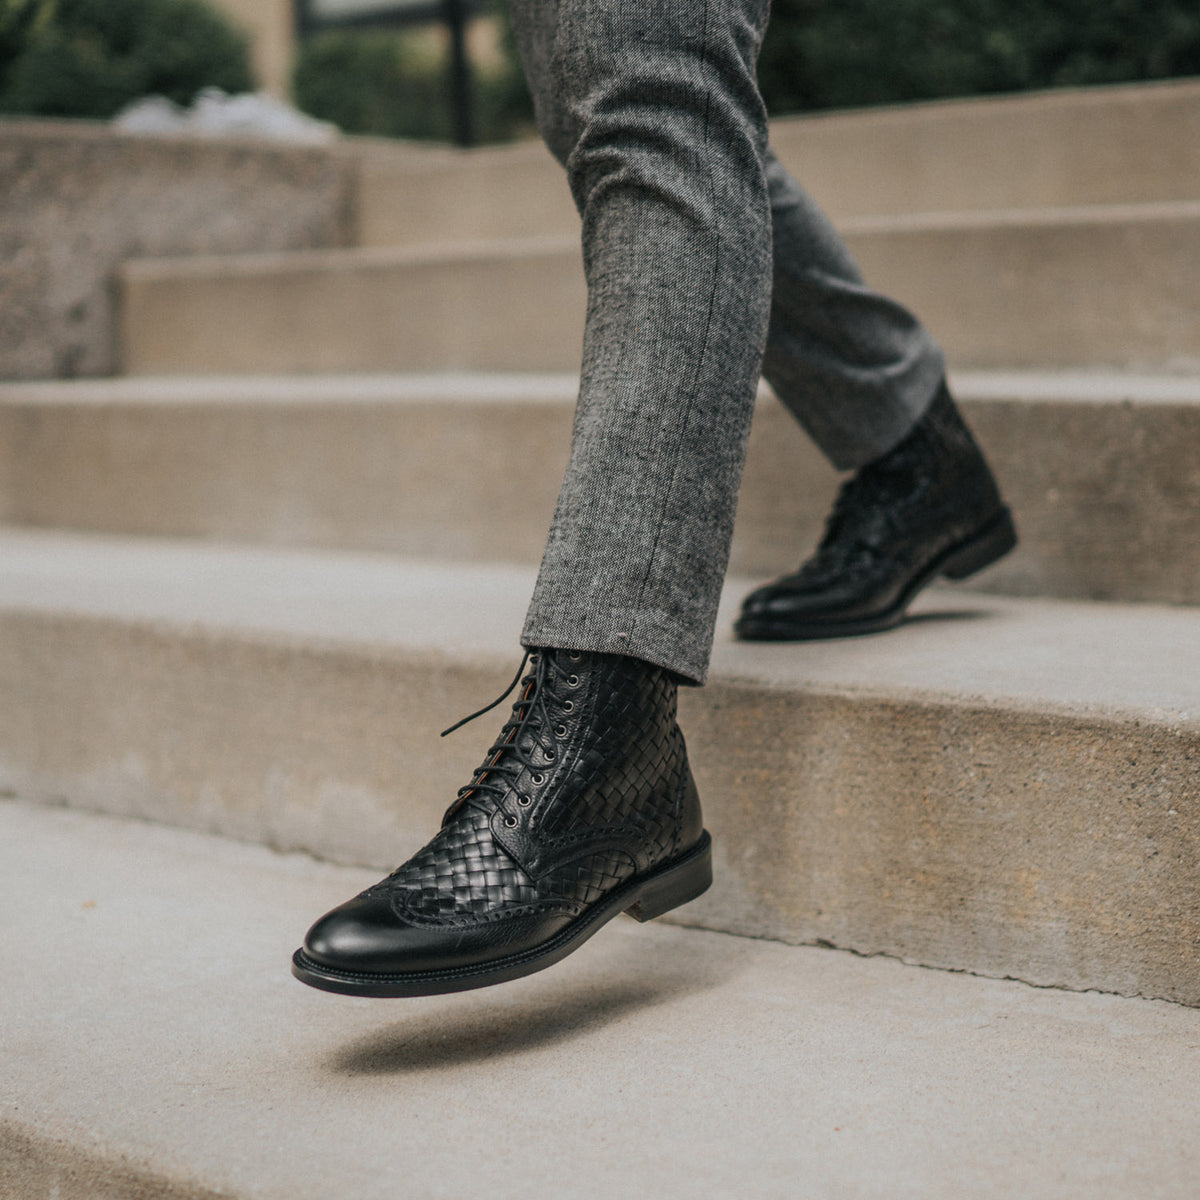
294, 0, 314, 41
444, 0, 475, 147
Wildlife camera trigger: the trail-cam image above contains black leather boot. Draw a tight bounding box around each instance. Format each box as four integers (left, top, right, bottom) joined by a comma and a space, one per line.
735, 382, 1017, 641
292, 648, 711, 997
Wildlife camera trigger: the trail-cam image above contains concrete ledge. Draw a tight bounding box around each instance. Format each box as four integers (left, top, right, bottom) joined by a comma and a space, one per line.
0, 532, 1196, 1003
1, 371, 1196, 605
356, 139, 578, 248
8, 799, 1200, 1199
120, 237, 585, 375
0, 373, 577, 566
772, 79, 1200, 217
0, 120, 356, 380
355, 79, 1200, 246
119, 205, 1200, 374
844, 202, 1200, 370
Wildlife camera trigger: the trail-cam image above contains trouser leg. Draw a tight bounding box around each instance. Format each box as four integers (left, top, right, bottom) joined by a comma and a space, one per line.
512, 0, 773, 686
761, 151, 946, 470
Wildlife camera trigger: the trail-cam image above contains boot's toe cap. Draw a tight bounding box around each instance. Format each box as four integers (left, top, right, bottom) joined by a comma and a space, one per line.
738, 577, 814, 617
302, 892, 572, 976
302, 894, 415, 974
740, 575, 876, 621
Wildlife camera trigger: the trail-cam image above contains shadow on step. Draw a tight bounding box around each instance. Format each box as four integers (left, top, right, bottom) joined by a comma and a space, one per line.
327, 925, 750, 1076
901, 606, 993, 629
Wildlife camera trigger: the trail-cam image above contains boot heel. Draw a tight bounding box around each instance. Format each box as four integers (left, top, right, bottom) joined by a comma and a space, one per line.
625, 832, 712, 923
942, 508, 1018, 580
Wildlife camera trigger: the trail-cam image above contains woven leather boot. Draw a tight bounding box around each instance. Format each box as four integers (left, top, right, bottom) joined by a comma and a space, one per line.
292, 648, 711, 997
735, 382, 1017, 640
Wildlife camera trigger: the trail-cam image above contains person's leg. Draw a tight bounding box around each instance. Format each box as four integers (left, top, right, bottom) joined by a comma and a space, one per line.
291, 0, 773, 997
735, 153, 1017, 641
761, 151, 944, 471
516, 0, 773, 686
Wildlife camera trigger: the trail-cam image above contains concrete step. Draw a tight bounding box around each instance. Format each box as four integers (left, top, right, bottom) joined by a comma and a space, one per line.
0, 119, 355, 381
119, 203, 1200, 376
2, 370, 1197, 606
357, 138, 577, 249
6, 799, 1200, 1200
0, 529, 1196, 1004
120, 235, 587, 376
356, 79, 1200, 246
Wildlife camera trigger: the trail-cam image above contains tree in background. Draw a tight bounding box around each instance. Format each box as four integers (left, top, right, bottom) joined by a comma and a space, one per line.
758, 0, 1200, 114
3, 0, 1197, 136
293, 14, 532, 144
0, 0, 253, 118
291, 0, 1200, 142
293, 29, 455, 142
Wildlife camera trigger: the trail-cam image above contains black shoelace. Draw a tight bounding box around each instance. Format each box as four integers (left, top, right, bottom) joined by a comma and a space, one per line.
440, 651, 573, 820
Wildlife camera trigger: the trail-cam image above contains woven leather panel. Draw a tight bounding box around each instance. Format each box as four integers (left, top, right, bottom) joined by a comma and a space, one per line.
363, 649, 698, 931
539, 848, 641, 908
531, 654, 685, 866
379, 808, 544, 924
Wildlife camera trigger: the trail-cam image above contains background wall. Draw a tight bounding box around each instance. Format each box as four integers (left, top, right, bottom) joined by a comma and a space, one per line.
210, 0, 296, 96
0, 121, 355, 379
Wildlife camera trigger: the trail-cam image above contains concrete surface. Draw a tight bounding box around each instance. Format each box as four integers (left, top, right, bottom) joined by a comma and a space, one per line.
0, 530, 1196, 1003
4, 799, 1200, 1200
770, 78, 1200, 217
119, 237, 586, 376
1, 369, 1196, 605
845, 201, 1200, 371
0, 372, 577, 566
0, 121, 355, 380
356, 79, 1200, 247
119, 204, 1200, 376
356, 139, 579, 249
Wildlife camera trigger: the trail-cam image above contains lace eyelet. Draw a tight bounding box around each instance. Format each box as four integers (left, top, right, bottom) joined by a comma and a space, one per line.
530, 772, 546, 786
517, 794, 532, 807
503, 814, 518, 828
543, 748, 557, 762
555, 724, 568, 738
567, 651, 582, 661
561, 700, 574, 714
567, 675, 580, 687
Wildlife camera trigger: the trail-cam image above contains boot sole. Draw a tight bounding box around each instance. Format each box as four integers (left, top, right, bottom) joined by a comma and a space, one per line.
735, 507, 1018, 642
290, 831, 713, 998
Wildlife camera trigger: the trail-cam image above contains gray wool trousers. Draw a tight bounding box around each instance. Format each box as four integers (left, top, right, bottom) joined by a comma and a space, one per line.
513, 0, 945, 685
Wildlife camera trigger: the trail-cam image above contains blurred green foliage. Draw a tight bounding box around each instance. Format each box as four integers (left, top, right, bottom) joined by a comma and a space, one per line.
292, 18, 532, 143
293, 0, 1200, 143
294, 30, 443, 141
0, 0, 254, 118
758, 0, 1200, 113
4, 0, 1196, 138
